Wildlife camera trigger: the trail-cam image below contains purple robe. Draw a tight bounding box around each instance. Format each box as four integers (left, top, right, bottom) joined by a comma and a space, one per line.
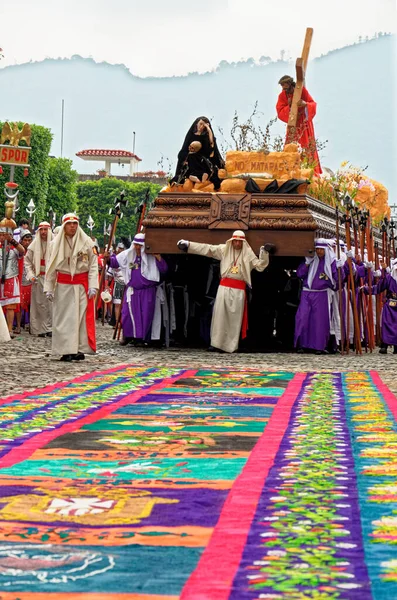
294, 258, 337, 351
110, 254, 167, 340
368, 274, 397, 345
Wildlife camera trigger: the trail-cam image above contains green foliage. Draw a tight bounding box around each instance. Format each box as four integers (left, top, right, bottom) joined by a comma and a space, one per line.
76, 178, 162, 246
0, 121, 53, 224
46, 157, 78, 223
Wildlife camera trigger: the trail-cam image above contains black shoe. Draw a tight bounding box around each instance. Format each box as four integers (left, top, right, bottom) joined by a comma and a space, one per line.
120, 337, 133, 346
46, 332, 52, 338
38, 333, 47, 338
297, 348, 305, 354
379, 348, 388, 354
72, 352, 85, 361
60, 354, 73, 362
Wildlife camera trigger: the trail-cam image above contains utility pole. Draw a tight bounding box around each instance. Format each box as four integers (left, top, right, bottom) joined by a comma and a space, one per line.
61, 99, 65, 157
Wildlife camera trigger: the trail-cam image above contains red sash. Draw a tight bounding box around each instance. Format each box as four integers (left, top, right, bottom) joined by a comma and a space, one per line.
220, 277, 248, 339
56, 272, 96, 352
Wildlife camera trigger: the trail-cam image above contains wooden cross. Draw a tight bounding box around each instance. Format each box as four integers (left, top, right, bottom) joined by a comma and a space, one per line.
287, 27, 313, 141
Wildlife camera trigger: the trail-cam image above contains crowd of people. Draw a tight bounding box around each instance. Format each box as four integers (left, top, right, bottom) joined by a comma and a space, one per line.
1, 211, 396, 357
294, 237, 397, 355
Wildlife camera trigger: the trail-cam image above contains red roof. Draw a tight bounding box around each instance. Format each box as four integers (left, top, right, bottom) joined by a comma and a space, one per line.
76, 149, 142, 161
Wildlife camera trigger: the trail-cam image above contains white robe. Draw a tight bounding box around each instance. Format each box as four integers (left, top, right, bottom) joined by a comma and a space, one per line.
0, 307, 10, 342
45, 241, 98, 356
188, 241, 269, 353
25, 243, 53, 335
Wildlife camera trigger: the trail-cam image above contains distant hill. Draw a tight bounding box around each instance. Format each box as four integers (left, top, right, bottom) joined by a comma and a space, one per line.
0, 35, 395, 197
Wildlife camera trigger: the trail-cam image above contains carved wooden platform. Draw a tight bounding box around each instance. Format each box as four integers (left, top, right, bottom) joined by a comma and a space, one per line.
143, 192, 348, 256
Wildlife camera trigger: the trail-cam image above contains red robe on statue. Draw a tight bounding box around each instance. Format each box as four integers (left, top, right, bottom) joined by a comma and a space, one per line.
276, 86, 322, 175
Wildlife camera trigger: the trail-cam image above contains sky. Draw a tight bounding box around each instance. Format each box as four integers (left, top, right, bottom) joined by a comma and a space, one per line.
0, 0, 395, 77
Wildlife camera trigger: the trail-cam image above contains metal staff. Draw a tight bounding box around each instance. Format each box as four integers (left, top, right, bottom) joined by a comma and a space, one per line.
342, 196, 362, 354
335, 206, 345, 354
96, 191, 127, 315
26, 199, 36, 230
390, 219, 396, 260
135, 187, 151, 234
381, 218, 388, 265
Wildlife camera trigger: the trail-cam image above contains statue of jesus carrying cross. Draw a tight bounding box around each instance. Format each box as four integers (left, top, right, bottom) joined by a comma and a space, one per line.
276, 28, 322, 175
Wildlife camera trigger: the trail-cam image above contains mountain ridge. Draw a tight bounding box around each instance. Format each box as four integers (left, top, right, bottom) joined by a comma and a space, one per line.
0, 35, 395, 197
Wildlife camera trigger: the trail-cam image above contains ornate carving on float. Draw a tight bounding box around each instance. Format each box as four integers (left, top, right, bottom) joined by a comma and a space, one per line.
154, 195, 212, 208
251, 196, 309, 210
248, 217, 317, 230
209, 194, 251, 230
142, 215, 210, 229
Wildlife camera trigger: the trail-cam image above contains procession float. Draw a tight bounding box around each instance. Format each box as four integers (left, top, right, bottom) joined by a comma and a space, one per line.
138, 29, 391, 351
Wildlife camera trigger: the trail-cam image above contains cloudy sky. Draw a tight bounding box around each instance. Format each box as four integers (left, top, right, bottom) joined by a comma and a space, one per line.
0, 0, 395, 76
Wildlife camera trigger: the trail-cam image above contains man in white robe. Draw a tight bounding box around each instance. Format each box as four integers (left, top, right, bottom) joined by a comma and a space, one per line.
177, 231, 270, 353
44, 213, 98, 361
24, 221, 53, 337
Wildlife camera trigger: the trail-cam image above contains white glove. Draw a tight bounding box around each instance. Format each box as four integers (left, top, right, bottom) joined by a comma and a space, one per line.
177, 239, 190, 252
46, 291, 54, 302
259, 246, 267, 260
373, 269, 382, 278
88, 288, 97, 299
336, 258, 344, 269
346, 250, 354, 259
305, 256, 314, 265
386, 266, 391, 274
364, 261, 374, 270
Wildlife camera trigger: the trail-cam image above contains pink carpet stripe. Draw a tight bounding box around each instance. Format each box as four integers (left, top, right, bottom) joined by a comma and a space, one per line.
370, 370, 397, 420
180, 372, 306, 600
0, 362, 147, 406
0, 368, 196, 469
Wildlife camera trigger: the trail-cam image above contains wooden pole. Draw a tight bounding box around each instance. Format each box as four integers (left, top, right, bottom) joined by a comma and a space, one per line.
351, 209, 367, 351
359, 213, 374, 351
96, 192, 126, 315
335, 207, 345, 354
287, 27, 313, 141
344, 210, 362, 354
374, 241, 382, 345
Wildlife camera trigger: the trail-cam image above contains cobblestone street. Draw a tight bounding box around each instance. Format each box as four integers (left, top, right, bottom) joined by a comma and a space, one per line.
2, 323, 397, 397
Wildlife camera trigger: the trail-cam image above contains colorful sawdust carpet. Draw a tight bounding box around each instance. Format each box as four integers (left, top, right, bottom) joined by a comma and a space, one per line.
0, 365, 396, 599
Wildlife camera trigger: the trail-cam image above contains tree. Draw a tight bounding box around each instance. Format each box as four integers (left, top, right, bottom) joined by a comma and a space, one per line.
76, 178, 162, 246
46, 157, 78, 224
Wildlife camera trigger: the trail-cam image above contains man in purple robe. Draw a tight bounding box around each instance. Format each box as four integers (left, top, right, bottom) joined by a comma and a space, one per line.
105, 233, 167, 345
364, 257, 397, 354
294, 238, 339, 354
